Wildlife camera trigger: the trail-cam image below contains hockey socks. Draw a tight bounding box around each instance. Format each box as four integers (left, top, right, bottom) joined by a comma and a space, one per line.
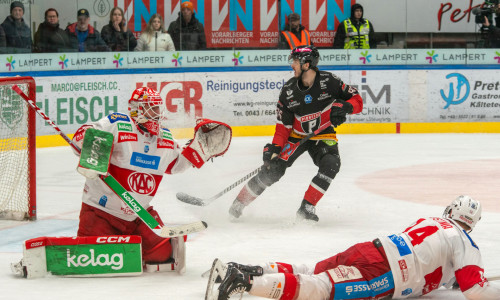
250, 273, 299, 300
303, 171, 334, 205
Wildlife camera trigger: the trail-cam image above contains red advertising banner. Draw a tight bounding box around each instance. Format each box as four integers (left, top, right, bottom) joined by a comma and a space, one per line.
116, 0, 353, 48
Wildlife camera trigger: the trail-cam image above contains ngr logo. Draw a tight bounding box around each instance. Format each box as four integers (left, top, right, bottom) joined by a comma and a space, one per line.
440, 73, 470, 109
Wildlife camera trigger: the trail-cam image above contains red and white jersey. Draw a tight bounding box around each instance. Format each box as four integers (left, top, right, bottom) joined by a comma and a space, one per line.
379, 217, 488, 299
72, 113, 193, 221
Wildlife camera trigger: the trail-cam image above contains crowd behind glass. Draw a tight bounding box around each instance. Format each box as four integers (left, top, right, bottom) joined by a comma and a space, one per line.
0, 1, 499, 55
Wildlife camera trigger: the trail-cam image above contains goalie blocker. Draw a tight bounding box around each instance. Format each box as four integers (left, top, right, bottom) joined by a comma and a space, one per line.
182, 119, 232, 168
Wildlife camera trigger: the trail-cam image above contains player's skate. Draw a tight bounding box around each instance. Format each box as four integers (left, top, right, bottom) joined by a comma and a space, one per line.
228, 199, 246, 218
217, 263, 253, 300
205, 258, 228, 300
296, 200, 319, 222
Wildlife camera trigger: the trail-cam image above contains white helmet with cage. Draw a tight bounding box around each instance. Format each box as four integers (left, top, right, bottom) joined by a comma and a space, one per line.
128, 87, 166, 135
443, 195, 482, 232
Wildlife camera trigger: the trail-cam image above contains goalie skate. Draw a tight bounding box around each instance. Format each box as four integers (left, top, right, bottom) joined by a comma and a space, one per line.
205, 258, 228, 300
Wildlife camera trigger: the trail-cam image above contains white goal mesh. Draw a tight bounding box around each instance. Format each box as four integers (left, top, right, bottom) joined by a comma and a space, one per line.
0, 77, 36, 220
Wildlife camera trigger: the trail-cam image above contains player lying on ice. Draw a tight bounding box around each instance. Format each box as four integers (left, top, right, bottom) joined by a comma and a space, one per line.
208, 196, 500, 299
228, 45, 363, 222
72, 87, 231, 273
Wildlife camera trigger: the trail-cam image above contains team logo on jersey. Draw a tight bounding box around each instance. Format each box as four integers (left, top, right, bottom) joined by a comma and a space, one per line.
144, 145, 149, 153
157, 138, 174, 149
108, 113, 130, 123
127, 172, 156, 195
286, 90, 293, 96
117, 122, 133, 132
118, 132, 138, 143
130, 152, 160, 170
304, 94, 312, 104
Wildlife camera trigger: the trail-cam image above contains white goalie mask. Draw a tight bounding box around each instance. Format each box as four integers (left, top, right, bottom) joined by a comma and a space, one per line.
443, 195, 482, 232
128, 87, 166, 135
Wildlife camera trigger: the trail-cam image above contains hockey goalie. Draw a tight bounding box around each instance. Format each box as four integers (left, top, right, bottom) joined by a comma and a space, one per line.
12, 87, 231, 278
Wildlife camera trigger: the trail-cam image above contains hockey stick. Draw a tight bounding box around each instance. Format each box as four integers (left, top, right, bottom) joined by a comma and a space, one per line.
12, 84, 207, 238
177, 120, 333, 206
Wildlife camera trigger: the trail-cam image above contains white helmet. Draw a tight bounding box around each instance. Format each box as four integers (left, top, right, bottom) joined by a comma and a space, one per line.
128, 87, 166, 135
443, 195, 482, 232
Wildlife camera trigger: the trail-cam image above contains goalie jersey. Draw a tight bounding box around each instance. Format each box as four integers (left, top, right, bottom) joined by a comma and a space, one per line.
379, 217, 489, 299
72, 113, 193, 221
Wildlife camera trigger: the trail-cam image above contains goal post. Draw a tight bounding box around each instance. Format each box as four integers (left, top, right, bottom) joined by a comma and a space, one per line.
0, 76, 36, 220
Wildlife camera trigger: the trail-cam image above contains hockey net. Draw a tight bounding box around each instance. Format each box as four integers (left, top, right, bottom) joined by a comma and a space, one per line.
0, 77, 36, 220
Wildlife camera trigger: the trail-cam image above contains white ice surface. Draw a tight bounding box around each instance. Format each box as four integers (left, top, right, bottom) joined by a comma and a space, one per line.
1, 133, 499, 300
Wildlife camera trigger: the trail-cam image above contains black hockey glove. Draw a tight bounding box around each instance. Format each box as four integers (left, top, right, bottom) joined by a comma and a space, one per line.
263, 143, 281, 163
330, 100, 353, 127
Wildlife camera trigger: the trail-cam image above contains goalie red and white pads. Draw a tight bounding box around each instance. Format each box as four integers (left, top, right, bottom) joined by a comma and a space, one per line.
182, 119, 232, 168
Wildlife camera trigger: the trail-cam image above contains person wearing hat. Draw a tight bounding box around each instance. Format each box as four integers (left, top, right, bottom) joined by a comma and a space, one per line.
1, 1, 32, 53
167, 1, 206, 50
278, 13, 313, 50
65, 8, 110, 52
333, 3, 376, 49
34, 8, 73, 53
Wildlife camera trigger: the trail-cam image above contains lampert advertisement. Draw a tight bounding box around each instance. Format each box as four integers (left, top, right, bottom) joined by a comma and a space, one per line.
31, 69, 499, 136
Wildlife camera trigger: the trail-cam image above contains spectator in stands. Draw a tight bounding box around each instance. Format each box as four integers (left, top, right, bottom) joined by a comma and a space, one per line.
333, 3, 376, 49
135, 14, 175, 51
66, 9, 110, 52
101, 7, 137, 51
483, 4, 500, 48
278, 13, 312, 50
0, 25, 6, 54
167, 1, 206, 50
34, 8, 73, 53
1, 1, 32, 53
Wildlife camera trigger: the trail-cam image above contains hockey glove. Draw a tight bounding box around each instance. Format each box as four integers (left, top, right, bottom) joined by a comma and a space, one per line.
263, 143, 281, 163
182, 118, 232, 168
330, 100, 353, 127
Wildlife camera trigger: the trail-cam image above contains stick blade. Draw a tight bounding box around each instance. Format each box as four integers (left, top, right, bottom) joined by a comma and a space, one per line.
176, 192, 208, 206
154, 221, 208, 238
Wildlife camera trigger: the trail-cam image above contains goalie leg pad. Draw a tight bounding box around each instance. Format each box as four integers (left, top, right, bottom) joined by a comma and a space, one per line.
13, 236, 143, 278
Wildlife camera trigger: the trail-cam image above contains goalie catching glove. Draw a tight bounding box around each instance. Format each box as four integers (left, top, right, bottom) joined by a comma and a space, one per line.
182, 118, 232, 168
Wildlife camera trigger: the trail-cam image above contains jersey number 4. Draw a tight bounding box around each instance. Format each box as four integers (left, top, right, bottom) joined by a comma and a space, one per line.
404, 219, 439, 246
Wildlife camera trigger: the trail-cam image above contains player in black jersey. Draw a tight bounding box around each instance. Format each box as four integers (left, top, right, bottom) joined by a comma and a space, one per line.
229, 45, 363, 222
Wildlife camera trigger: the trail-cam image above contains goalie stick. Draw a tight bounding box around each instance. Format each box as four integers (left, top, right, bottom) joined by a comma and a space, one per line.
12, 83, 207, 238
177, 120, 333, 206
